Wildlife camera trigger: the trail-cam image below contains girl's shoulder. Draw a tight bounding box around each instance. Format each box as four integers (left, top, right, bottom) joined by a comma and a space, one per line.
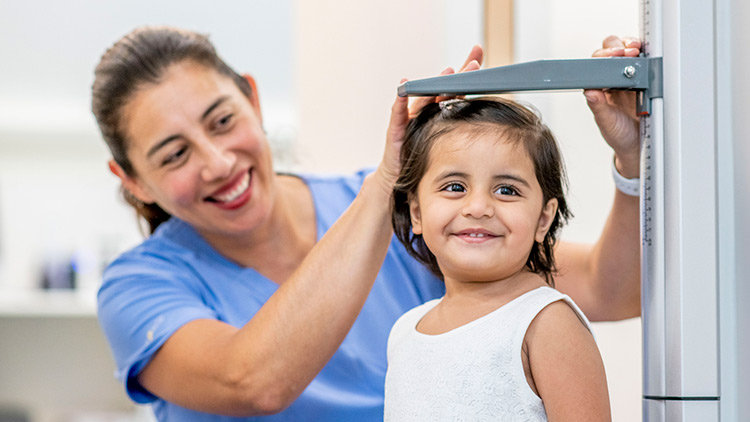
522, 288, 610, 419
520, 286, 592, 335
520, 287, 599, 374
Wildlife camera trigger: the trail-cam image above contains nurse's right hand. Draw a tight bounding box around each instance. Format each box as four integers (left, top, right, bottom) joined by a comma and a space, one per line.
583, 35, 642, 178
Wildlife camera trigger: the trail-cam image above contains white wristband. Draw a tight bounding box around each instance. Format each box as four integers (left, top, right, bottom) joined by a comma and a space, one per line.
612, 158, 640, 196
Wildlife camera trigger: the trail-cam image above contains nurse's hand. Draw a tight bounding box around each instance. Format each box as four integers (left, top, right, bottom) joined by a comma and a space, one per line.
375, 46, 484, 194
407, 44, 484, 116
584, 35, 642, 178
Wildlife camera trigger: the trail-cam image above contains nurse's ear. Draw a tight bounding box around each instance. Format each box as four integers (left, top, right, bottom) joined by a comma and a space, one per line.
242, 74, 263, 124
108, 159, 155, 205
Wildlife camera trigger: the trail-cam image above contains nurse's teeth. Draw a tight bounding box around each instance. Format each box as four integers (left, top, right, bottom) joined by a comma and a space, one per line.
213, 173, 250, 203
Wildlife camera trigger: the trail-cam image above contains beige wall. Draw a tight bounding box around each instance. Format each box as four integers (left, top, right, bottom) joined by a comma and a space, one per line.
293, 0, 482, 173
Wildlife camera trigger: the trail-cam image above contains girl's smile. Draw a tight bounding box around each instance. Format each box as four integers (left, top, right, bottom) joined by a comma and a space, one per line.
452, 227, 501, 243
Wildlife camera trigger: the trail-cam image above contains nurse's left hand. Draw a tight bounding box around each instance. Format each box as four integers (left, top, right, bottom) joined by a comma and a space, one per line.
407, 44, 484, 118
375, 46, 484, 194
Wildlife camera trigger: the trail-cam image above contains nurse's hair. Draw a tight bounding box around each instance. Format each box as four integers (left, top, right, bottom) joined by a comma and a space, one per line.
91, 26, 253, 234
391, 97, 572, 286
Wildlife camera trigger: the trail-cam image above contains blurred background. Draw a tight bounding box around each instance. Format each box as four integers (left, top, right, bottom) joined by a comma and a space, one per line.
0, 0, 641, 420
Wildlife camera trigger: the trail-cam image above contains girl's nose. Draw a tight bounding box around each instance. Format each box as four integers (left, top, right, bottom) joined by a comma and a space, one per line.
461, 192, 495, 218
199, 139, 235, 182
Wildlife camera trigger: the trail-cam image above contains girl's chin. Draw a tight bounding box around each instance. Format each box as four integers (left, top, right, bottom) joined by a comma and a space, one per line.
441, 265, 527, 283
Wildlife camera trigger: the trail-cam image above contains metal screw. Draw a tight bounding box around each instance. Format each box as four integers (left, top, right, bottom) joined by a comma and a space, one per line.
623, 65, 636, 78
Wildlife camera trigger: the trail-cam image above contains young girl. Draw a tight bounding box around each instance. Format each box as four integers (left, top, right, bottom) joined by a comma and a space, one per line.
385, 98, 611, 421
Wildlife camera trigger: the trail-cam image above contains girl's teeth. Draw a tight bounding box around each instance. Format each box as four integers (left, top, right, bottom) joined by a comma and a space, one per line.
468, 233, 485, 238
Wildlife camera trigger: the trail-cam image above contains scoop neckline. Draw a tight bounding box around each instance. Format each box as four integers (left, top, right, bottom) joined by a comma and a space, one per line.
411, 286, 553, 340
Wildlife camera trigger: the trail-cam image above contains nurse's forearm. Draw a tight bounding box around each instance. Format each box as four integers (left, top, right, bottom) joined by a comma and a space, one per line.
230, 172, 393, 410
584, 189, 641, 320
555, 155, 641, 321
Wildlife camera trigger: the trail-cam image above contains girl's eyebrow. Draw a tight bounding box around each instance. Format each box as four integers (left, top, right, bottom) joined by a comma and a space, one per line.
435, 171, 468, 181
433, 170, 531, 188
146, 96, 230, 158
494, 174, 531, 188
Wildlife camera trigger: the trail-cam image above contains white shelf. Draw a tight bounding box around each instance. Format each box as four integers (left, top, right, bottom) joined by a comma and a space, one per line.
0, 288, 97, 317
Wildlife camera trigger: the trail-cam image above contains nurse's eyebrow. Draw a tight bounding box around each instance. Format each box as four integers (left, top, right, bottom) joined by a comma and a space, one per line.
201, 96, 230, 121
146, 96, 231, 158
146, 135, 180, 159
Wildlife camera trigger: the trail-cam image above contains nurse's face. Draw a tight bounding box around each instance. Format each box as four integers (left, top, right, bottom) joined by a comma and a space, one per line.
113, 60, 278, 239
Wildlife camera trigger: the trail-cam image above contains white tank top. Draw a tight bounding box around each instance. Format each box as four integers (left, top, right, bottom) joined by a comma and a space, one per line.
384, 286, 593, 422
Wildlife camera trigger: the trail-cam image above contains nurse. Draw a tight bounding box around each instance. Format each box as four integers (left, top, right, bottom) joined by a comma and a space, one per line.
93, 26, 640, 420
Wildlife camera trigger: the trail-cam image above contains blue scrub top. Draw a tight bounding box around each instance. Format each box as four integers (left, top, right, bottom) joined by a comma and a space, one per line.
97, 170, 444, 421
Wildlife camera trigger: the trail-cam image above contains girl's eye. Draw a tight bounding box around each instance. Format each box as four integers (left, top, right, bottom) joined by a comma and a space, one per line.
495, 185, 519, 196
161, 147, 187, 166
443, 183, 466, 193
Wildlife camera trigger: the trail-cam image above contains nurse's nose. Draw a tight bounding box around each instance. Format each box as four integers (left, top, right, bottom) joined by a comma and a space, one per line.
461, 191, 495, 219
199, 139, 235, 182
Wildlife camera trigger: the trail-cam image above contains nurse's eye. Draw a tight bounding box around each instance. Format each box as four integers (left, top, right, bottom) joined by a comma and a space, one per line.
495, 185, 519, 196
213, 113, 234, 132
442, 182, 466, 193
161, 146, 187, 166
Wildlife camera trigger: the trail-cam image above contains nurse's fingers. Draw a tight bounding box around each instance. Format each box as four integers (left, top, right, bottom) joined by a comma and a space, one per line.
407, 67, 455, 119
459, 44, 484, 72
595, 35, 641, 58
435, 59, 481, 103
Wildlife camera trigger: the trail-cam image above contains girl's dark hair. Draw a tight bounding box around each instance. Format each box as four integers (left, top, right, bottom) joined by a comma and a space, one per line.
91, 26, 253, 234
391, 97, 572, 286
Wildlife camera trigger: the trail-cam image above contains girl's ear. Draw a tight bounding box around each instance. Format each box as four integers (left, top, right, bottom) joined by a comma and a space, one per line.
535, 198, 558, 243
108, 159, 155, 204
409, 195, 423, 235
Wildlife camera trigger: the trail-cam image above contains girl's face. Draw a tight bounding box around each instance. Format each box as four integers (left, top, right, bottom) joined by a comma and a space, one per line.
113, 61, 277, 240
409, 126, 558, 283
